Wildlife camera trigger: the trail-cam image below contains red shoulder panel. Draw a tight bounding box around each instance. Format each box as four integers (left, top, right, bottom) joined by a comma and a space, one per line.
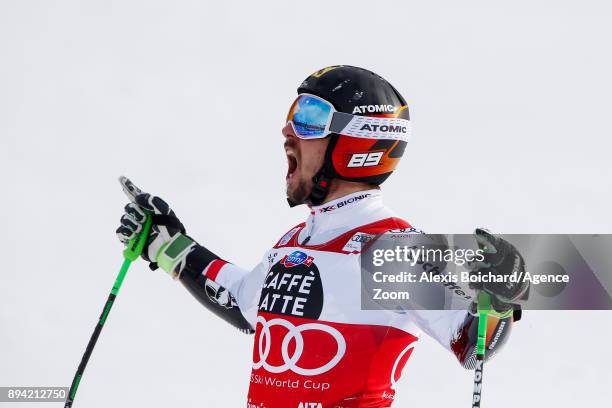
273, 223, 306, 248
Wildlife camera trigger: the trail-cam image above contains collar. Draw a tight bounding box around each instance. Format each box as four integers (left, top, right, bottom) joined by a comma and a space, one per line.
299, 189, 385, 245
310, 189, 382, 215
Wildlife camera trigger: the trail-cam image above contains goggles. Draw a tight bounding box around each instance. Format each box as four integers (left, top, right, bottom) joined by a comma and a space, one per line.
286, 93, 411, 142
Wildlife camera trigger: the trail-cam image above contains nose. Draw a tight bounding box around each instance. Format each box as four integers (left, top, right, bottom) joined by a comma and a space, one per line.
282, 123, 297, 139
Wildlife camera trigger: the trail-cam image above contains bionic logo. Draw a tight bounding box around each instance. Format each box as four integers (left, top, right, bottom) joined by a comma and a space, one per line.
319, 193, 372, 212
352, 105, 397, 114
281, 251, 314, 268
359, 124, 407, 133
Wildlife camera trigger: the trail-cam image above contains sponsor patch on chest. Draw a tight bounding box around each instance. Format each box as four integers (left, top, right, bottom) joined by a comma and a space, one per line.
259, 251, 323, 319
281, 251, 314, 267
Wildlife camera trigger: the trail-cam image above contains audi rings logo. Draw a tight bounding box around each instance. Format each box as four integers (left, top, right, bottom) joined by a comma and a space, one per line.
253, 316, 346, 376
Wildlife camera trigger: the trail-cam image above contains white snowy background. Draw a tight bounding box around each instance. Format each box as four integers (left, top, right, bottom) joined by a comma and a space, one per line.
1, 0, 611, 407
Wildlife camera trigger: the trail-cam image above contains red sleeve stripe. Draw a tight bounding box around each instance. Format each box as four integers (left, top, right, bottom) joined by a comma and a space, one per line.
204, 259, 228, 281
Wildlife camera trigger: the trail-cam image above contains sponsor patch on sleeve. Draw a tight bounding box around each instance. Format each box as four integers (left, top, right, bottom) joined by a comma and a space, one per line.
387, 227, 425, 238
342, 232, 375, 253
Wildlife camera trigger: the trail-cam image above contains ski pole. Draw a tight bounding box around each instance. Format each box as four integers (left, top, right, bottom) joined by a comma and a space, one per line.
64, 213, 152, 407
472, 291, 491, 408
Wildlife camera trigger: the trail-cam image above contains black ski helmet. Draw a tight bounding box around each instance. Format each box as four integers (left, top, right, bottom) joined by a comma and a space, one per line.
294, 65, 411, 205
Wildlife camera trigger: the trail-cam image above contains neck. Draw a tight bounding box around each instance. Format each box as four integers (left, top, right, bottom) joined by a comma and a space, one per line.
321, 179, 379, 204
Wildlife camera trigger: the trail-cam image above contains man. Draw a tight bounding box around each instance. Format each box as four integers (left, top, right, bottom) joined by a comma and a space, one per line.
116, 65, 528, 407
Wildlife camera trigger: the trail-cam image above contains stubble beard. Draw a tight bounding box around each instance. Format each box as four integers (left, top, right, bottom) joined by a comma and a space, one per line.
286, 177, 311, 205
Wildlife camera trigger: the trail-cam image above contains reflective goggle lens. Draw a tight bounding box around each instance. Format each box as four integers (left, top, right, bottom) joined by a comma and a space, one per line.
286, 94, 333, 138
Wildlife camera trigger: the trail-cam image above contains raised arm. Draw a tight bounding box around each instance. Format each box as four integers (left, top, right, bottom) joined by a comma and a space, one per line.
115, 178, 260, 333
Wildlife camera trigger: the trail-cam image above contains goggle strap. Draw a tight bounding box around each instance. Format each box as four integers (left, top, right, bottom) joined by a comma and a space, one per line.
329, 112, 411, 142
329, 112, 355, 133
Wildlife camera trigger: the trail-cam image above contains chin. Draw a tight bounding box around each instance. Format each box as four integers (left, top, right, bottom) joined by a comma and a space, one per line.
286, 177, 310, 205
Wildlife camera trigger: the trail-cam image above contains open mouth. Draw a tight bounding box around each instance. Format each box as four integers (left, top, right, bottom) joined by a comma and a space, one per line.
286, 151, 298, 180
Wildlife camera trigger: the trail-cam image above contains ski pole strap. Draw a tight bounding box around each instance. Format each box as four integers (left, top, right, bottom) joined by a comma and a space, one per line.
155, 234, 196, 275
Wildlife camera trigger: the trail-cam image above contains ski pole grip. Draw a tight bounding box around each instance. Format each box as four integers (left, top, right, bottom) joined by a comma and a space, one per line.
476, 291, 491, 356
123, 213, 153, 261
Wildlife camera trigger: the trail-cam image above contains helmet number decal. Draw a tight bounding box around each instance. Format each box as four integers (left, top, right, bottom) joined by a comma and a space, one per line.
347, 152, 384, 168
